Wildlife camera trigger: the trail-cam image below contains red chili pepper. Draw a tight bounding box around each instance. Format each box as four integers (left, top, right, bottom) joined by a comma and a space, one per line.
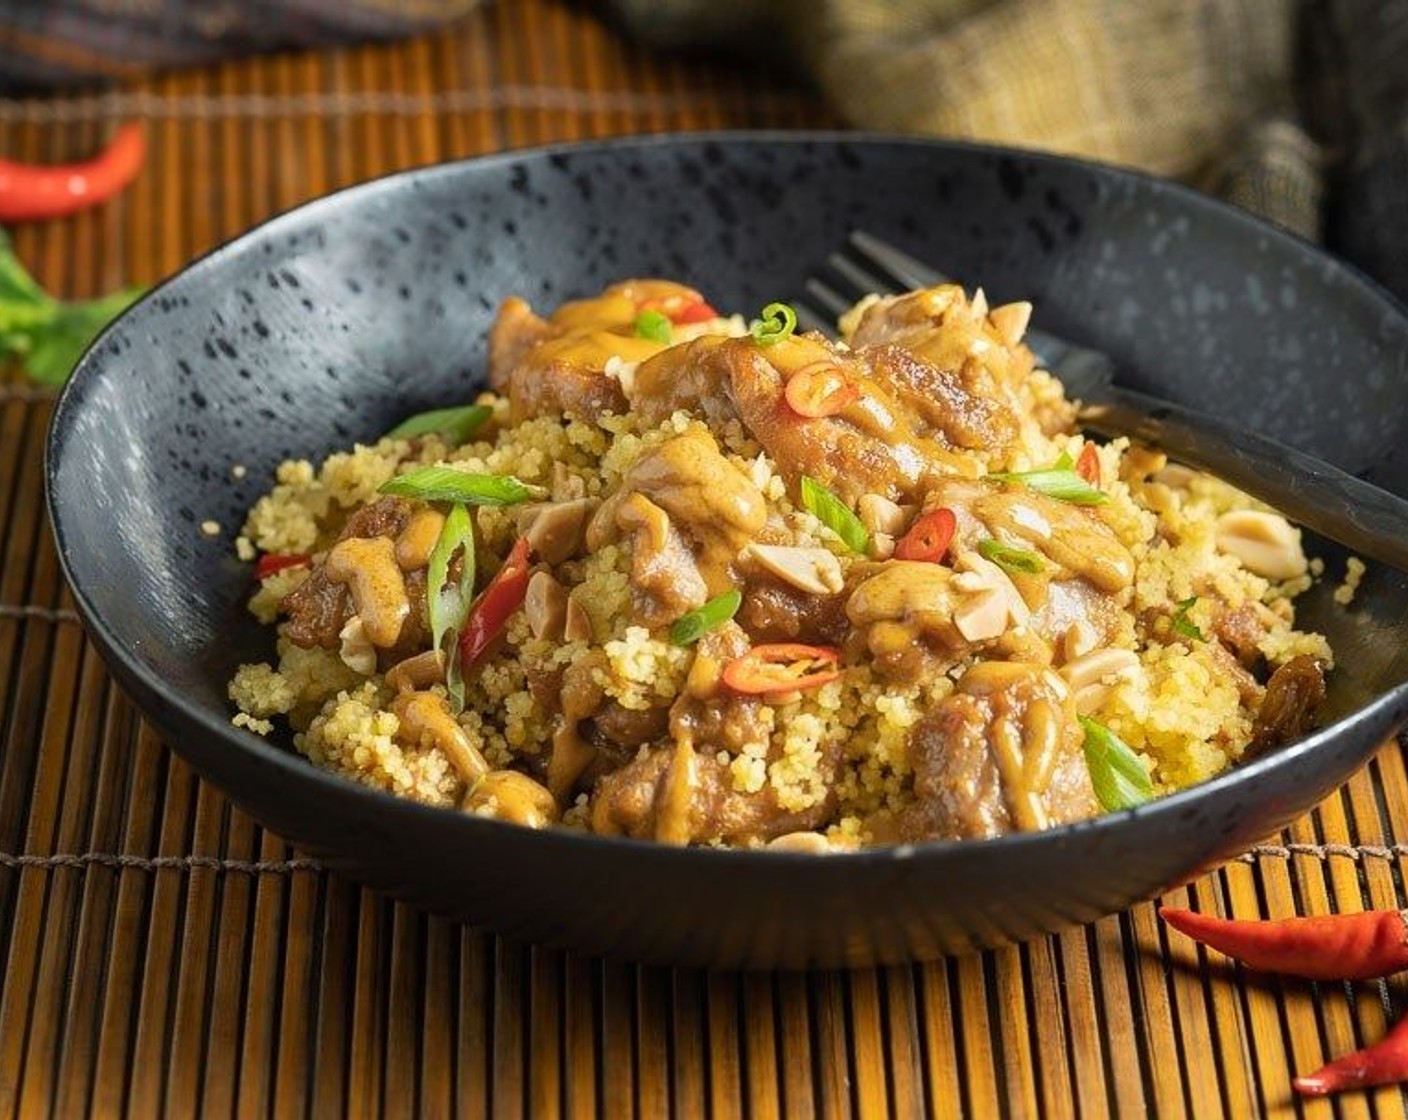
638, 294, 718, 325
784, 364, 860, 418
721, 643, 842, 695
0, 123, 146, 223
254, 552, 311, 580
458, 536, 532, 671
1075, 442, 1101, 487
894, 508, 956, 563
1160, 907, 1408, 980
1295, 1015, 1408, 1096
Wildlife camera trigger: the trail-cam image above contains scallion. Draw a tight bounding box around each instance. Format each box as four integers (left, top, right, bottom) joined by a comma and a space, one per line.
1171, 596, 1206, 642
799, 476, 868, 554
750, 301, 797, 346
378, 465, 543, 506
987, 451, 1107, 505
977, 537, 1043, 575
634, 308, 673, 344
1079, 716, 1154, 812
386, 404, 492, 445
670, 589, 743, 646
427, 504, 476, 710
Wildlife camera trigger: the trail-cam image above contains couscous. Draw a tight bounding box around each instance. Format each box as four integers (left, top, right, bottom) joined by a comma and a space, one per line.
229, 279, 1332, 849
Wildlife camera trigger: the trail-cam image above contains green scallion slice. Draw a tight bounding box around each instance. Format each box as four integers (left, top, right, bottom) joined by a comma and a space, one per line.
378, 465, 543, 506
987, 452, 1107, 505
427, 504, 476, 710
750, 301, 797, 346
1079, 716, 1154, 812
977, 537, 1043, 574
670, 589, 743, 646
634, 308, 673, 344
385, 404, 492, 445
799, 476, 869, 554
1171, 596, 1206, 642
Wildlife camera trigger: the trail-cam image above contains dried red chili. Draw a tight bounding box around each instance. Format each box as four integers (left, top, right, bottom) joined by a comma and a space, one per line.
1295, 1016, 1408, 1096
721, 643, 841, 695
784, 364, 859, 418
1159, 907, 1408, 981
458, 536, 532, 671
894, 508, 956, 563
254, 552, 310, 580
1075, 442, 1101, 487
0, 123, 146, 223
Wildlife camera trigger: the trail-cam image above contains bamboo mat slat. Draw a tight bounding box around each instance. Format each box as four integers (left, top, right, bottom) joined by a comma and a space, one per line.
1, 2, 1406, 1116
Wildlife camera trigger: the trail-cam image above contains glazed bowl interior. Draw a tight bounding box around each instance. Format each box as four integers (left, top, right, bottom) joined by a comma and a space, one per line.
47, 134, 1408, 968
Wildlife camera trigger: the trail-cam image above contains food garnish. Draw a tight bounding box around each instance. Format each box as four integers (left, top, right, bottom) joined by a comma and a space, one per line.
784, 363, 860, 418
722, 643, 842, 695
670, 589, 743, 646
458, 536, 532, 672
988, 451, 1108, 505
894, 508, 956, 563
386, 404, 492, 444
0, 122, 145, 222
1171, 596, 1205, 641
379, 466, 542, 505
428, 504, 476, 709
750, 301, 797, 346
1161, 907, 1408, 1096
1075, 442, 1101, 486
0, 231, 143, 385
977, 538, 1043, 575
800, 476, 869, 554
1078, 716, 1152, 811
633, 308, 673, 344
254, 552, 310, 580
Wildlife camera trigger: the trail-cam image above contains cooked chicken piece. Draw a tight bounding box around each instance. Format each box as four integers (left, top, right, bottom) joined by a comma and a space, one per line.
587, 429, 767, 622
845, 561, 971, 681
283, 497, 428, 651
490, 279, 708, 422
873, 661, 1098, 841
738, 575, 850, 646
1247, 655, 1326, 756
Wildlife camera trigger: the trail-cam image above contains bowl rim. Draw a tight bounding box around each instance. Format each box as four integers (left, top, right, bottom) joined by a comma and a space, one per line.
45, 129, 1408, 869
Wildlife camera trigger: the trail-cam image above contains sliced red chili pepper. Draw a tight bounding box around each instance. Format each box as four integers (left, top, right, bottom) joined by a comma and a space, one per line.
254, 552, 311, 579
638, 294, 719, 325
894, 508, 956, 563
1075, 442, 1101, 487
0, 122, 146, 223
1160, 907, 1408, 981
784, 365, 860, 418
458, 536, 533, 671
721, 643, 842, 695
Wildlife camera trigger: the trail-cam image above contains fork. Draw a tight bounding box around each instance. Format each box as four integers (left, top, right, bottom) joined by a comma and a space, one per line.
794, 230, 1408, 573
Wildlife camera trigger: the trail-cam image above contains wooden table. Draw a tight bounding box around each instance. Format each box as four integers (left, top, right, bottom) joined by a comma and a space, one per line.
2, 3, 1406, 1116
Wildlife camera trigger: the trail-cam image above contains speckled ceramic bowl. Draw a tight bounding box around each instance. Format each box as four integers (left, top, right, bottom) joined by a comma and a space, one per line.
47, 134, 1408, 968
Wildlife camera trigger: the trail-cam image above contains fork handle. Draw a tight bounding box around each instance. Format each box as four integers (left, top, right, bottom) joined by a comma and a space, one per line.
1080, 385, 1408, 573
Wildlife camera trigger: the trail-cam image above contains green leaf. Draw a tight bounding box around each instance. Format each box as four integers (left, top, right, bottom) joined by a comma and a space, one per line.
378, 466, 543, 506
0, 233, 144, 386
750, 301, 797, 346
427, 504, 475, 711
987, 455, 1107, 505
633, 308, 673, 344
1079, 716, 1153, 811
386, 404, 492, 445
976, 537, 1044, 574
18, 287, 143, 386
799, 476, 868, 554
1171, 596, 1206, 642
670, 589, 742, 646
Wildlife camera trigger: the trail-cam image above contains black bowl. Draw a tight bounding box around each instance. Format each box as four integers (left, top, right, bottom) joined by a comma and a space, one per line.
47, 134, 1408, 968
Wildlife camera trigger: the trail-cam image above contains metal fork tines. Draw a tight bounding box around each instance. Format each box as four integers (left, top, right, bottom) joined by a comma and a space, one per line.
795, 230, 1114, 395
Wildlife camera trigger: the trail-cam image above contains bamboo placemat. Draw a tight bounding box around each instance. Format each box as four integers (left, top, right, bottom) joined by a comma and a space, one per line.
2, 3, 1407, 1116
